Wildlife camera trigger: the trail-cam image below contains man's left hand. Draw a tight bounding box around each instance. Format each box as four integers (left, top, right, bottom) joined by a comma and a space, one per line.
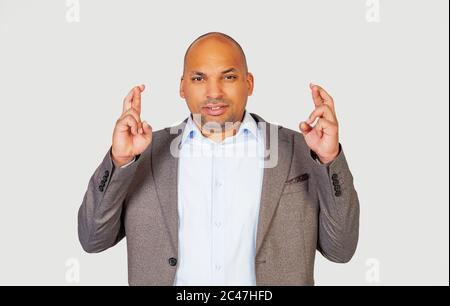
299, 83, 340, 164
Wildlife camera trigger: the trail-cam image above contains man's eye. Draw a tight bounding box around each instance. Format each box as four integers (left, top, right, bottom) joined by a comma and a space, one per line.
225, 75, 237, 80
191, 76, 203, 82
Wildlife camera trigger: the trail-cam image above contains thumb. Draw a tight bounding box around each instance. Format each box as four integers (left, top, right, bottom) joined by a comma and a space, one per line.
299, 121, 313, 134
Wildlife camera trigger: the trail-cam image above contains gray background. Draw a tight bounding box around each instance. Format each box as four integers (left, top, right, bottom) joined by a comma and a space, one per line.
0, 0, 448, 285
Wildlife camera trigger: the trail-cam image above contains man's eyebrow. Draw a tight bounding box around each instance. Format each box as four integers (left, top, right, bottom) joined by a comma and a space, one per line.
190, 71, 206, 76
189, 68, 239, 75
222, 68, 239, 74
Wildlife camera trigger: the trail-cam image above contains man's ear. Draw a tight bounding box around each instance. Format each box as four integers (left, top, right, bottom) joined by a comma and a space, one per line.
246, 72, 254, 96
179, 76, 185, 99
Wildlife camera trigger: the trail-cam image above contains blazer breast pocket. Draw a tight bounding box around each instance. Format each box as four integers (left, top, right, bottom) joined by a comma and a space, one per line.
282, 173, 309, 194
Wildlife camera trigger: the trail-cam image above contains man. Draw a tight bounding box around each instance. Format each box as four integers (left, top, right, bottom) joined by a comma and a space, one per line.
78, 32, 360, 286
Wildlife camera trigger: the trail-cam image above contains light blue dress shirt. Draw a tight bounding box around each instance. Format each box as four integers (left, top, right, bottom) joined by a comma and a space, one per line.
173, 111, 265, 286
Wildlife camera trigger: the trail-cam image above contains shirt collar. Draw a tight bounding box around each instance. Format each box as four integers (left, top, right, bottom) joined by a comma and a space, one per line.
179, 110, 258, 147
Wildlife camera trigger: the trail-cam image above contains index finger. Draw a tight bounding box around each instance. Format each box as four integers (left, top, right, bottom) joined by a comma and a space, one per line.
310, 83, 324, 107
131, 85, 145, 114
310, 83, 335, 113
122, 84, 145, 114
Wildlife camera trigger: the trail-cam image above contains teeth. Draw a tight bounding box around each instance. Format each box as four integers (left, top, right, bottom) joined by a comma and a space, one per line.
211, 107, 221, 110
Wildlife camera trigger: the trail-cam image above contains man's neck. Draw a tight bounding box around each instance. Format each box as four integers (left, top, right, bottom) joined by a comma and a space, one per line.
192, 112, 246, 143
200, 122, 241, 143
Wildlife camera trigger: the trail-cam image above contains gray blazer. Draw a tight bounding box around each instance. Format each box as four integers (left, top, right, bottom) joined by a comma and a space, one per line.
78, 113, 359, 286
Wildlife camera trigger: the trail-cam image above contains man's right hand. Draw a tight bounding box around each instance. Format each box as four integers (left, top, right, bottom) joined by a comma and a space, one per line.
111, 84, 152, 167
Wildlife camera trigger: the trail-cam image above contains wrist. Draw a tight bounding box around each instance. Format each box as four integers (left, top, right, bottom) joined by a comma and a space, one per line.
317, 146, 340, 164
111, 151, 134, 167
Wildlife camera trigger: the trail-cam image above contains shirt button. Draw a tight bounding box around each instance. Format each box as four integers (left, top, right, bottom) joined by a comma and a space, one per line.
214, 221, 222, 228
215, 264, 222, 271
215, 181, 223, 188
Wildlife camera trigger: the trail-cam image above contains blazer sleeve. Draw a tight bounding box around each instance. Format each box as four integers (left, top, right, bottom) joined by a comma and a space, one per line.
310, 144, 360, 263
78, 147, 140, 253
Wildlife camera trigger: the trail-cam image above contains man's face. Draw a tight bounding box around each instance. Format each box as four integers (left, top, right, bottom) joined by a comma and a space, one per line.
180, 37, 254, 131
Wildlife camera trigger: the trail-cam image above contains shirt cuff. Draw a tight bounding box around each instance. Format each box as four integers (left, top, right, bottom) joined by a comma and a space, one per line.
120, 157, 136, 168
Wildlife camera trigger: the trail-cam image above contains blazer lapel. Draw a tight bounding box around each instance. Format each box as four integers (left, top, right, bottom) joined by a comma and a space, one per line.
251, 113, 293, 256
151, 120, 187, 255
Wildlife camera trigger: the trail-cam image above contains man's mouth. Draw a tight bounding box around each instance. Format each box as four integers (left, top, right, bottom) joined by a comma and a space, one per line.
202, 104, 229, 116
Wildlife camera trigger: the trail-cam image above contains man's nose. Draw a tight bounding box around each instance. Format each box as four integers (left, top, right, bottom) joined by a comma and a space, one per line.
206, 79, 224, 99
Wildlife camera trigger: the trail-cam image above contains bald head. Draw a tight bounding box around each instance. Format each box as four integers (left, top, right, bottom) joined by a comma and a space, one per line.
180, 32, 254, 135
183, 32, 248, 74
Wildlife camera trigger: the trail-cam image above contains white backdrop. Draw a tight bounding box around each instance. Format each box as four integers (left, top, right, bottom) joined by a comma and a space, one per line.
0, 0, 448, 285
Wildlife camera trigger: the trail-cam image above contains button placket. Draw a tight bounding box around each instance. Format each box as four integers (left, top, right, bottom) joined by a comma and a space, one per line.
211, 144, 225, 284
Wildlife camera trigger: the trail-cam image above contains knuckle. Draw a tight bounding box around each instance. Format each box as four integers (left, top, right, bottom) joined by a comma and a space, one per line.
314, 105, 326, 113
124, 114, 136, 123
129, 108, 139, 116
124, 108, 139, 119
322, 104, 332, 113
